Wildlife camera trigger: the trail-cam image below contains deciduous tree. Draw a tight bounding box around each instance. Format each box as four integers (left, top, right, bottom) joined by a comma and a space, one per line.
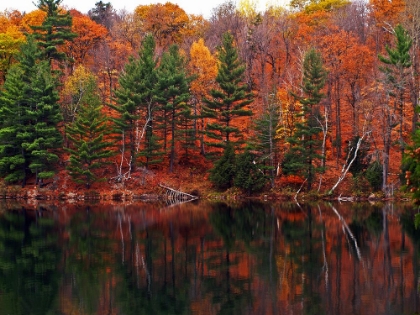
188, 38, 218, 155
64, 14, 108, 67
378, 24, 412, 191
0, 19, 25, 82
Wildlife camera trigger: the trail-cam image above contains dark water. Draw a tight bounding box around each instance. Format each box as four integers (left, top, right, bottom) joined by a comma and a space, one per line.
0, 200, 419, 315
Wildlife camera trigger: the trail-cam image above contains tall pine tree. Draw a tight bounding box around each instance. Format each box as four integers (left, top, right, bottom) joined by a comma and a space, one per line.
202, 32, 253, 153
31, 0, 77, 68
111, 35, 160, 174
282, 48, 327, 191
0, 37, 63, 186
155, 44, 192, 173
66, 75, 114, 189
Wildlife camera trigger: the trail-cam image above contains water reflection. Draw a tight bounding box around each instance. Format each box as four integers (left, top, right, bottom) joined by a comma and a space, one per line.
0, 207, 61, 314
0, 201, 418, 314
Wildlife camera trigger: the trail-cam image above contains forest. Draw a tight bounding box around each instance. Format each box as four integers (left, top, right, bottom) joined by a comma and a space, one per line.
0, 0, 420, 200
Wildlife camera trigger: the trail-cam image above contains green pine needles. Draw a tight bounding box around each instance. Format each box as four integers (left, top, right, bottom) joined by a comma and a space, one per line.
282, 48, 327, 191
0, 37, 63, 186
203, 32, 254, 153
65, 75, 114, 189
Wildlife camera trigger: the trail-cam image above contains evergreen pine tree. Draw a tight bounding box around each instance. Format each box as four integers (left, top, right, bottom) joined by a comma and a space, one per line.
111, 35, 160, 173
155, 44, 192, 173
234, 147, 267, 195
31, 0, 77, 68
28, 60, 63, 184
282, 48, 327, 191
88, 1, 115, 30
0, 37, 63, 186
0, 65, 27, 184
209, 143, 236, 190
202, 32, 253, 153
66, 75, 114, 189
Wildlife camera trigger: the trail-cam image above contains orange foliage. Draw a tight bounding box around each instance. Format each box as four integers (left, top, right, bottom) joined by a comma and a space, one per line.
64, 14, 108, 66
1, 0, 418, 194
19, 9, 46, 33
369, 0, 405, 27
134, 3, 190, 48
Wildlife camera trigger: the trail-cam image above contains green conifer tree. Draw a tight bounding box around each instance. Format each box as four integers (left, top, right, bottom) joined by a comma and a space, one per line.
0, 37, 63, 186
111, 35, 160, 173
209, 143, 236, 190
282, 48, 327, 191
155, 44, 192, 173
0, 65, 27, 184
202, 32, 254, 153
66, 75, 114, 189
31, 0, 77, 68
234, 147, 267, 195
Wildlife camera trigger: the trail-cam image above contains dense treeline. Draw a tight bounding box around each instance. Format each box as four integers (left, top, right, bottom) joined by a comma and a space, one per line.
1, 0, 420, 198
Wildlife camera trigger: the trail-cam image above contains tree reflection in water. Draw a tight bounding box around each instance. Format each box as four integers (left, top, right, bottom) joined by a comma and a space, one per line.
0, 201, 419, 314
0, 207, 60, 314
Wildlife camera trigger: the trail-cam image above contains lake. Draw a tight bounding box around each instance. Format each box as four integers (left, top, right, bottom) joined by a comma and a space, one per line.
0, 200, 418, 315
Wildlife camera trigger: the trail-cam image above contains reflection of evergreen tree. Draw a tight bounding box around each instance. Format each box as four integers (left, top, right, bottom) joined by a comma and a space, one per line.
282, 205, 325, 315
206, 203, 253, 315
64, 209, 112, 314
0, 210, 60, 314
349, 204, 383, 254
116, 224, 189, 315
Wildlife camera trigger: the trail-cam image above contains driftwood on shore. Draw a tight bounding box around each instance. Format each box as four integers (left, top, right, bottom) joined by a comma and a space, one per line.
159, 184, 199, 203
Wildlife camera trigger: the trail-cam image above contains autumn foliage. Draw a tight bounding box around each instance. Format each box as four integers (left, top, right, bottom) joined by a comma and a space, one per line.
0, 0, 419, 198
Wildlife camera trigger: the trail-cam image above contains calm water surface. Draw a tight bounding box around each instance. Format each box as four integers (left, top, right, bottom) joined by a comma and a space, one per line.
0, 201, 419, 315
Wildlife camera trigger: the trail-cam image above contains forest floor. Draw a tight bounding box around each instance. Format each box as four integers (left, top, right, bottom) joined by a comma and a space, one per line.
0, 151, 410, 204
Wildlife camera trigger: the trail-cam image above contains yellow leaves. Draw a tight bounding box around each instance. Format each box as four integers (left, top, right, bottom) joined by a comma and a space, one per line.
275, 88, 300, 142
62, 65, 98, 122
0, 16, 25, 78
63, 65, 96, 98
291, 0, 349, 13
265, 4, 287, 17
237, 0, 258, 18
304, 0, 350, 13
188, 38, 217, 99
